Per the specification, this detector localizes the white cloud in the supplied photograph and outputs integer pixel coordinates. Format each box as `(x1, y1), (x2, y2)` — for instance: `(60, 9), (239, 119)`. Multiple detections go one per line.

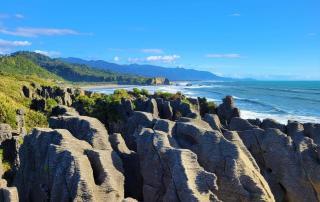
(141, 48), (163, 54)
(0, 39), (31, 47)
(34, 50), (61, 57)
(205, 53), (241, 58)
(0, 27), (79, 37)
(113, 56), (120, 62)
(15, 14), (24, 19)
(230, 13), (241, 17)
(128, 55), (180, 63)
(146, 55), (180, 63)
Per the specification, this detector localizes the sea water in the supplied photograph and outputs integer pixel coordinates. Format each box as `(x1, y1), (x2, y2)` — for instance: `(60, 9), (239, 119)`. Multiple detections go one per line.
(88, 80), (320, 124)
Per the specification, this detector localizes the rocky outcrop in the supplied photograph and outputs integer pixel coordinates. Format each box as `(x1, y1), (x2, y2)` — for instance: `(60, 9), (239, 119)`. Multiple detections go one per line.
(51, 105), (79, 116)
(174, 118), (275, 202)
(137, 128), (220, 202)
(123, 111), (155, 150)
(15, 128), (124, 202)
(203, 113), (222, 132)
(0, 187), (19, 202)
(148, 77), (170, 85)
(49, 115), (111, 150)
(237, 128), (320, 202)
(216, 95), (240, 125)
(156, 98), (173, 120)
(109, 133), (143, 200)
(260, 118), (286, 133)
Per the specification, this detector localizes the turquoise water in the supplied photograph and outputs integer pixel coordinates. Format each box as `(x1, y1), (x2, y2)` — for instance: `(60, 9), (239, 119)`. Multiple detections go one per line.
(89, 81), (320, 124)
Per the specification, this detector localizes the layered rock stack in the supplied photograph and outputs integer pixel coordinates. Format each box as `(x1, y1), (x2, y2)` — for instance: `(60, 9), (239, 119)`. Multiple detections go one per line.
(1, 90), (320, 202)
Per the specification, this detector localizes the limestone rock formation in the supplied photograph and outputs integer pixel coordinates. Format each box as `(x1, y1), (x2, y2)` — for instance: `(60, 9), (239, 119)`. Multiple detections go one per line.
(174, 119), (275, 202)
(216, 96), (240, 125)
(49, 115), (111, 150)
(137, 128), (220, 202)
(16, 128), (124, 202)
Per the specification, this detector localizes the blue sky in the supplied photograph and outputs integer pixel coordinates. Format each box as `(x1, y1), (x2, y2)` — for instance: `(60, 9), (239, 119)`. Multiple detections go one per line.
(0, 0), (319, 80)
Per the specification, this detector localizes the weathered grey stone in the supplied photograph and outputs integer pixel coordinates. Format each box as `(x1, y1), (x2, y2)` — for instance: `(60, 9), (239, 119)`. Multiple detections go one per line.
(137, 128), (220, 202)
(16, 128), (124, 202)
(261, 118), (286, 133)
(304, 123), (320, 144)
(123, 111), (155, 150)
(146, 98), (159, 118)
(49, 115), (111, 150)
(0, 124), (12, 143)
(216, 96), (240, 125)
(153, 119), (175, 134)
(174, 119), (274, 202)
(238, 128), (320, 202)
(203, 113), (222, 132)
(109, 133), (143, 200)
(229, 117), (257, 131)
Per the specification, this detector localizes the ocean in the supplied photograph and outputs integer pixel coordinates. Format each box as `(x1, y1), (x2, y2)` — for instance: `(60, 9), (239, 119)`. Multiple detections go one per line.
(88, 80), (320, 124)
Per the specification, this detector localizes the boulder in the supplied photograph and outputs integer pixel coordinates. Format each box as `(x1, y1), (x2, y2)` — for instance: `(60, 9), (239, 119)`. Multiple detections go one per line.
(229, 117), (257, 131)
(123, 111), (155, 150)
(174, 119), (274, 202)
(203, 113), (222, 132)
(260, 118), (286, 133)
(216, 96), (240, 125)
(49, 115), (111, 150)
(247, 118), (262, 127)
(15, 128), (124, 202)
(156, 99), (173, 120)
(137, 128), (220, 202)
(146, 98), (159, 118)
(0, 124), (12, 143)
(303, 123), (320, 144)
(153, 119), (175, 134)
(51, 105), (79, 116)
(238, 128), (320, 202)
(30, 98), (46, 112)
(21, 85), (31, 98)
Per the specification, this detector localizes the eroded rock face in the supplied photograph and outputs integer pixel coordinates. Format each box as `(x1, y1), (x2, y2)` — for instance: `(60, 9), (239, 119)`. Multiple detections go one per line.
(203, 113), (222, 132)
(15, 128), (124, 202)
(238, 128), (320, 202)
(49, 115), (111, 150)
(51, 105), (79, 116)
(124, 111), (155, 150)
(216, 96), (240, 125)
(174, 119), (274, 202)
(260, 118), (286, 133)
(0, 124), (12, 143)
(109, 133), (143, 200)
(137, 128), (220, 202)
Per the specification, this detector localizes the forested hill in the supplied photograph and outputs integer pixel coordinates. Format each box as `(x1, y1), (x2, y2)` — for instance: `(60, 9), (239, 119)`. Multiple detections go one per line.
(1, 51), (152, 84)
(62, 57), (229, 81)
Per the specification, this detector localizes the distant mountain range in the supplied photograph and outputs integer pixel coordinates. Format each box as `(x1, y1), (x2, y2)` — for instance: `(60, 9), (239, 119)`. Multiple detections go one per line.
(61, 57), (229, 81)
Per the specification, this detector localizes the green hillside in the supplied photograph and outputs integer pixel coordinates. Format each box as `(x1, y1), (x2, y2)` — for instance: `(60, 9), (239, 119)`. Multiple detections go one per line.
(12, 51), (150, 84)
(0, 54), (62, 81)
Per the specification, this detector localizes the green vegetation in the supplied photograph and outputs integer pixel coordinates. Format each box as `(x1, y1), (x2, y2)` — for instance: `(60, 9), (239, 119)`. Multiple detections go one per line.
(12, 51), (151, 84)
(73, 90), (134, 124)
(198, 97), (217, 116)
(132, 88), (149, 97)
(0, 55), (62, 81)
(0, 74), (51, 131)
(0, 148), (11, 173)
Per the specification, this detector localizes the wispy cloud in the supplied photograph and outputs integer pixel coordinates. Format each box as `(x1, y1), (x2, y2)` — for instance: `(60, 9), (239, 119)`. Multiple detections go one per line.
(0, 27), (80, 37)
(0, 39), (31, 54)
(146, 55), (180, 63)
(141, 48), (163, 54)
(205, 53), (241, 58)
(0, 13), (25, 19)
(230, 13), (241, 17)
(14, 14), (24, 19)
(128, 55), (180, 63)
(0, 39), (31, 47)
(34, 50), (61, 57)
